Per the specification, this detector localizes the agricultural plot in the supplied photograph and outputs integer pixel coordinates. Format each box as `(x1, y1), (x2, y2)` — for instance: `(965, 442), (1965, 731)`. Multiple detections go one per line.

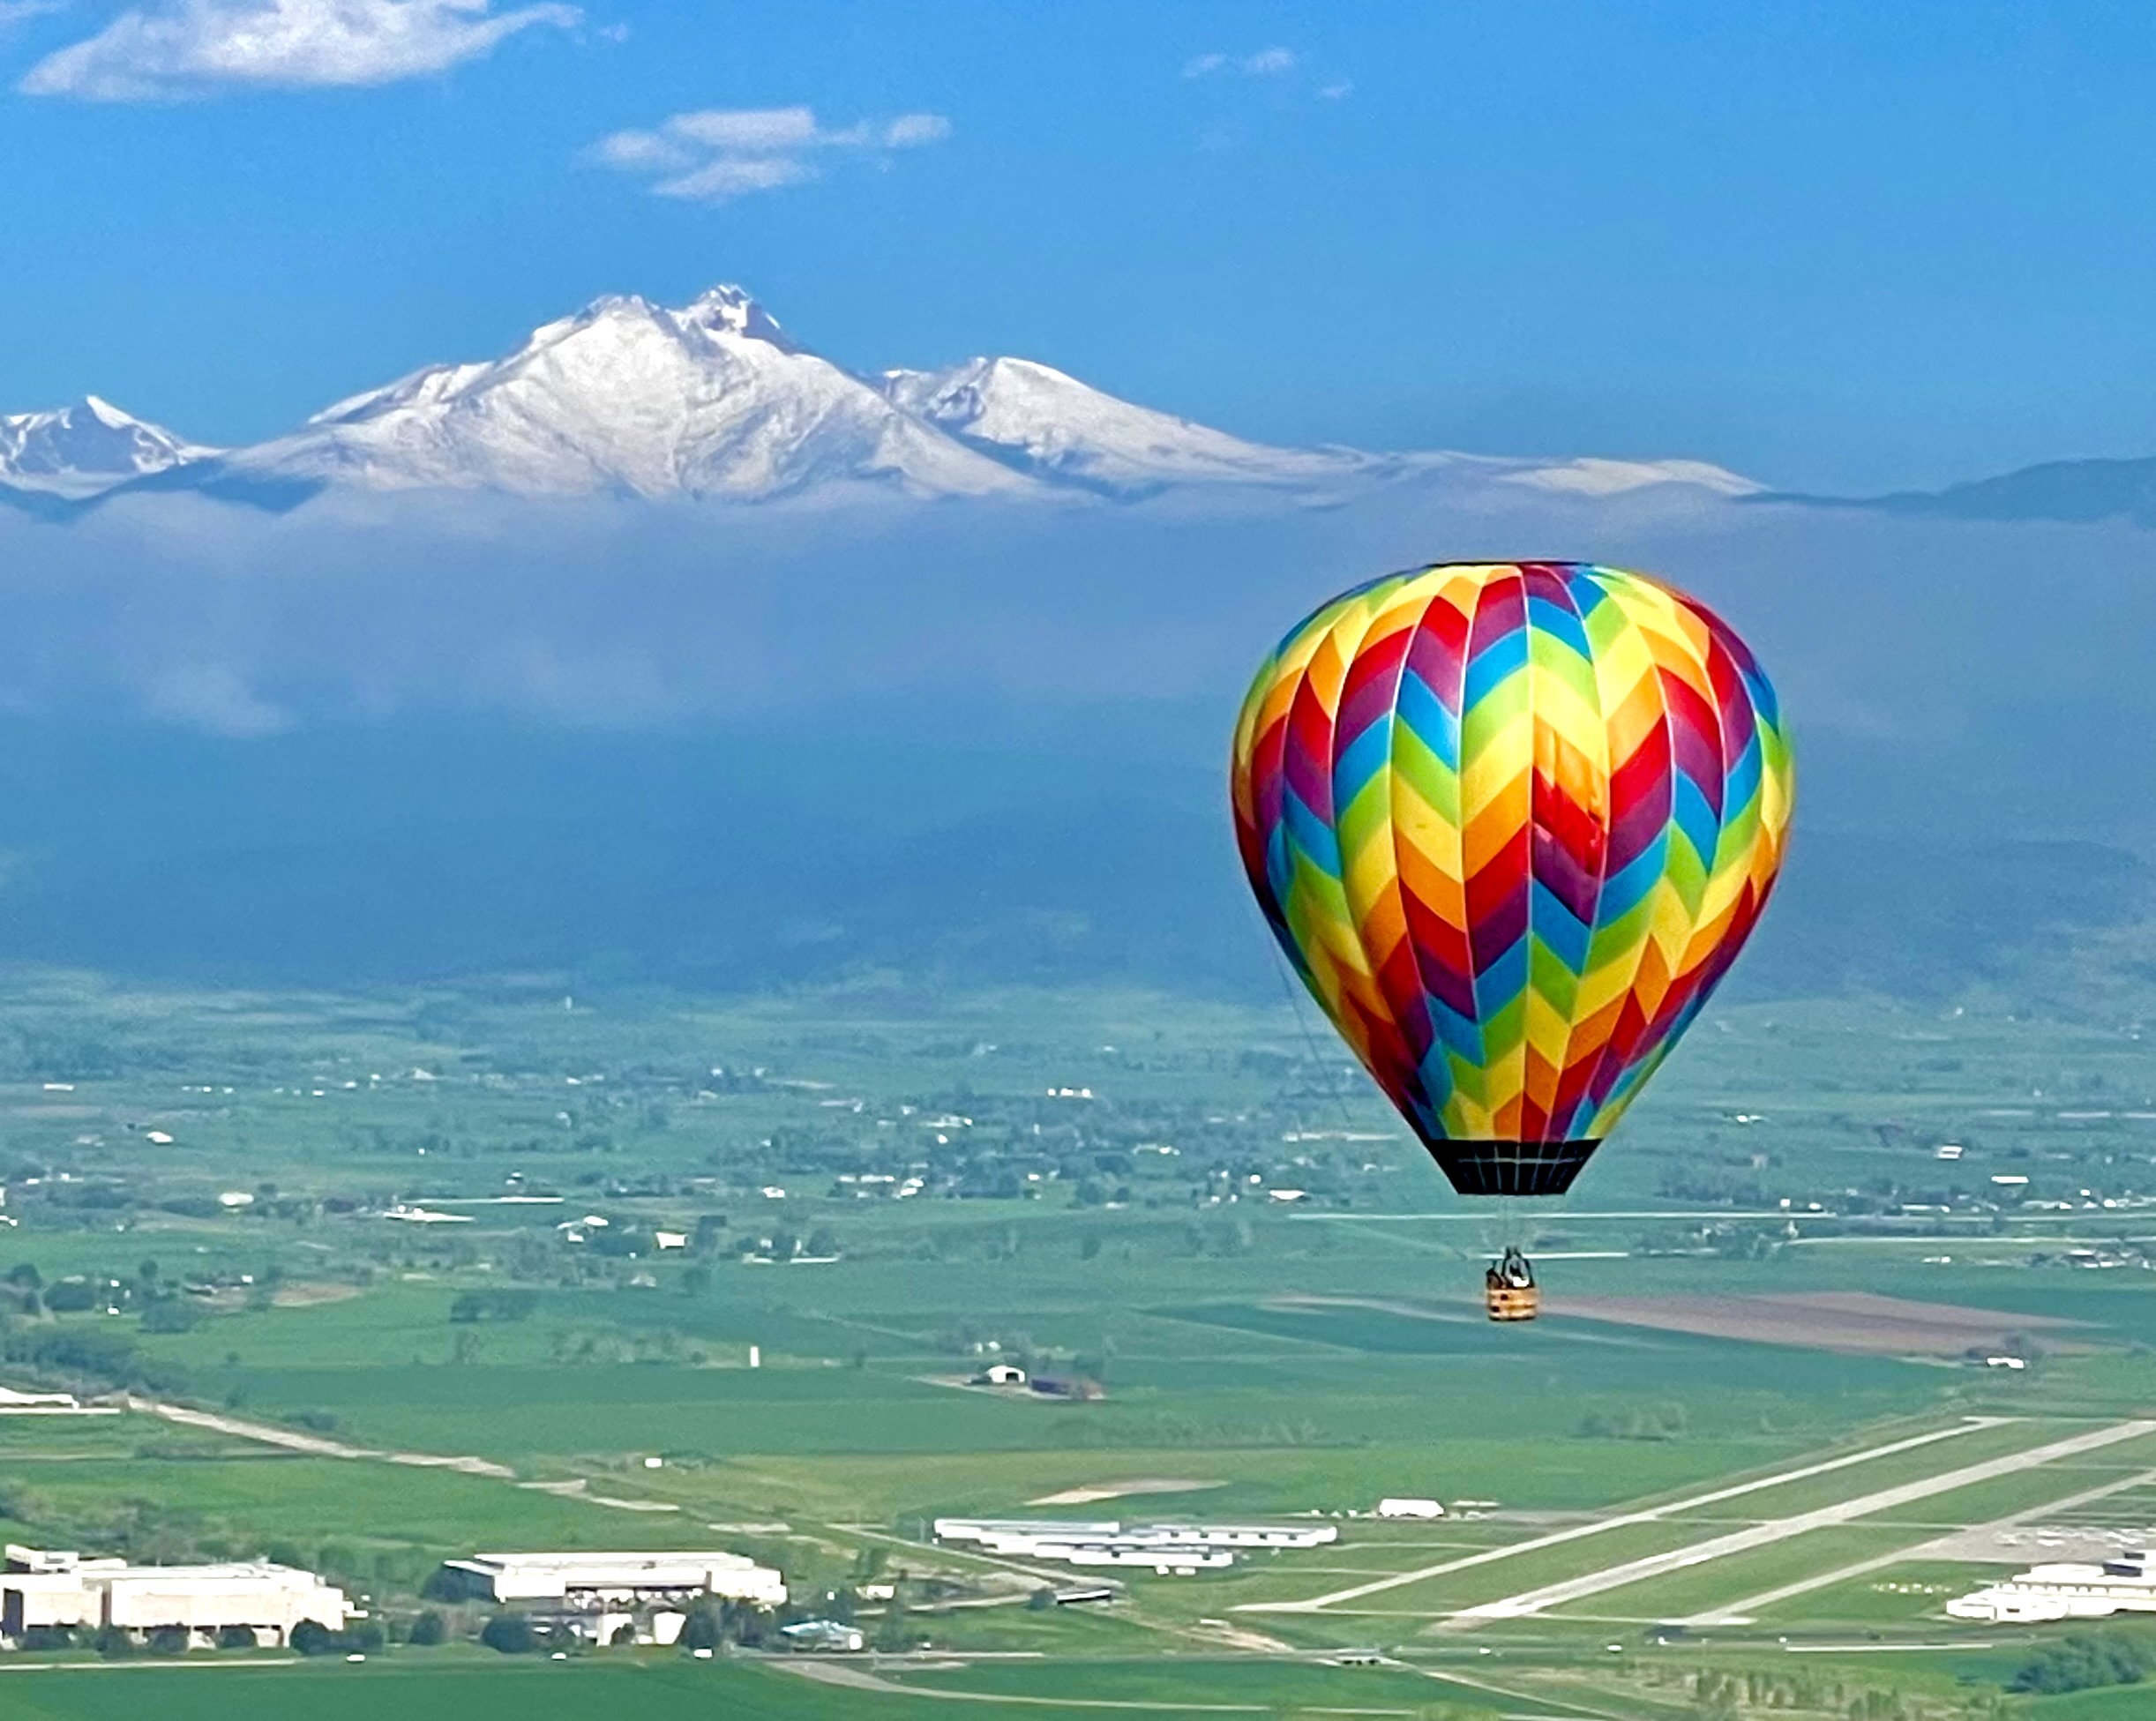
(4, 975), (2156, 1713)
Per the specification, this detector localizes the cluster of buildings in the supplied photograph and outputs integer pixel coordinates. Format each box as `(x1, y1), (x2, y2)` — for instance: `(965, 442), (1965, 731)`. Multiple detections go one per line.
(1947, 1548), (2156, 1623)
(934, 1517), (1336, 1576)
(2, 1545), (350, 1647)
(2, 1544), (790, 1653)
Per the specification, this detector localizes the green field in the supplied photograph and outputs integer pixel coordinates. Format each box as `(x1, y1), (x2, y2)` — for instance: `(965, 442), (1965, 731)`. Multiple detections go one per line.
(2, 973), (2156, 1714)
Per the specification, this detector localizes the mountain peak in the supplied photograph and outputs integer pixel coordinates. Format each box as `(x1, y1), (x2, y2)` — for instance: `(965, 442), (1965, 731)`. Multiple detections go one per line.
(679, 284), (790, 346)
(0, 395), (214, 498)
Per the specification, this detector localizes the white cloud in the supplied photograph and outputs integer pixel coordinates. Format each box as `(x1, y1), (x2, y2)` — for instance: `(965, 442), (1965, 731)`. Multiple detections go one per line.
(595, 103), (951, 205)
(1183, 46), (1296, 79)
(20, 0), (579, 100)
(1318, 79), (1353, 101)
(0, 2), (68, 29)
(654, 153), (810, 202)
(144, 662), (290, 737)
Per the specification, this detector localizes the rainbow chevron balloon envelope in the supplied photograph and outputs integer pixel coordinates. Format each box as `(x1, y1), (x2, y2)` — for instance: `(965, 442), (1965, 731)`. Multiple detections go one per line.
(1231, 562), (1792, 1197)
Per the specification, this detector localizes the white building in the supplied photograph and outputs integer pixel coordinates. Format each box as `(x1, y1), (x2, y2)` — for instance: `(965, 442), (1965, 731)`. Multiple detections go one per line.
(438, 1551), (786, 1611)
(2, 1546), (347, 1645)
(781, 1619), (865, 1651)
(1377, 1498), (1446, 1519)
(932, 1518), (1335, 1575)
(1948, 1551), (2156, 1623)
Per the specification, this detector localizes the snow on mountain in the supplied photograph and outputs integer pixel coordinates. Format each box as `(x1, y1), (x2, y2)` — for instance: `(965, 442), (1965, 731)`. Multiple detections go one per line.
(878, 355), (1761, 502)
(25, 283), (1758, 513)
(177, 287), (1038, 505)
(878, 355), (1371, 494)
(0, 396), (215, 498)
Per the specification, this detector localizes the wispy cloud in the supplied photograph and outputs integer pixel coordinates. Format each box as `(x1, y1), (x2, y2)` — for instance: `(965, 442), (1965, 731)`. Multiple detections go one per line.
(594, 104), (952, 204)
(19, 0), (579, 100)
(0, 2), (68, 29)
(1183, 47), (1296, 79)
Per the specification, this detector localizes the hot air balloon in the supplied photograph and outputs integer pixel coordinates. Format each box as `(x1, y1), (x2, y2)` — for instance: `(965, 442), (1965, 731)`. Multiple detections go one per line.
(1230, 562), (1791, 1319)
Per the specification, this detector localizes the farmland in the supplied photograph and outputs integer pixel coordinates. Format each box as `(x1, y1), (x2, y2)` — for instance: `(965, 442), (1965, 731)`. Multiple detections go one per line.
(2, 970), (2156, 1714)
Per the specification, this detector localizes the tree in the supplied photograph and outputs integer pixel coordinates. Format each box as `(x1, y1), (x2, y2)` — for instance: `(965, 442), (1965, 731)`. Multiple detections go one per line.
(481, 1612), (537, 1654)
(679, 1606), (722, 1651)
(874, 1602), (914, 1651)
(289, 1620), (338, 1657)
(407, 1609), (446, 1647)
(218, 1624), (258, 1650)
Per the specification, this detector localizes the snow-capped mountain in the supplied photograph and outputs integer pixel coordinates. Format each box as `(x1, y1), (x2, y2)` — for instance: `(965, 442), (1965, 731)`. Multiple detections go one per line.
(166, 288), (1034, 505)
(878, 355), (1371, 493)
(0, 396), (215, 498)
(6, 284), (1761, 512)
(876, 355), (1761, 501)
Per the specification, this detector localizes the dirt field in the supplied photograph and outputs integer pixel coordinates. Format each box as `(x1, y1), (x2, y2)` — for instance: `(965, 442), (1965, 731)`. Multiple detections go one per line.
(1550, 1291), (2087, 1356)
(1027, 1478), (1226, 1506)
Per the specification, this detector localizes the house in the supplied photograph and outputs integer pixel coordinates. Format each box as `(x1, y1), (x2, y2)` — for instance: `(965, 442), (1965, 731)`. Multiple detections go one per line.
(971, 1364), (1027, 1387)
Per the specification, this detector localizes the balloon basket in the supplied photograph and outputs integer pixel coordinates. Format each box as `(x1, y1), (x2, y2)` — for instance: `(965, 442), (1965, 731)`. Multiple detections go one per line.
(1485, 1283), (1540, 1322)
(1484, 1246), (1538, 1321)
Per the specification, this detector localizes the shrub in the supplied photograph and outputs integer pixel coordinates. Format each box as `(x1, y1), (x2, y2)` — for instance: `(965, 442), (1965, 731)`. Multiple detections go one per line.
(218, 1624), (258, 1650)
(481, 1612), (537, 1654)
(140, 1299), (201, 1335)
(407, 1609), (446, 1646)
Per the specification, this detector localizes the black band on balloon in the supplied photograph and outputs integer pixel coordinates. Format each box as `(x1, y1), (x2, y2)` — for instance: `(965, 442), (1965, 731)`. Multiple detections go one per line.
(1429, 1140), (1600, 1197)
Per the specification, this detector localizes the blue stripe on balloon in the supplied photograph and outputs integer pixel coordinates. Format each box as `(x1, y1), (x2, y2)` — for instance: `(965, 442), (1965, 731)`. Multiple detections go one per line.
(1426, 992), (1485, 1066)
(1463, 624), (1528, 708)
(1332, 714), (1393, 809)
(1282, 789), (1342, 878)
(1530, 882), (1591, 973)
(1526, 595), (1592, 660)
(1671, 774), (1721, 870)
(1597, 834), (1670, 925)
(1474, 934), (1529, 1012)
(1394, 668), (1459, 770)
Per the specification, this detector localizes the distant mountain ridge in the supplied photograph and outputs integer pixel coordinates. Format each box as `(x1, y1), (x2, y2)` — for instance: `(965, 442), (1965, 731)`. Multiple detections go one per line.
(1840, 456), (2156, 528)
(2, 284), (1764, 513)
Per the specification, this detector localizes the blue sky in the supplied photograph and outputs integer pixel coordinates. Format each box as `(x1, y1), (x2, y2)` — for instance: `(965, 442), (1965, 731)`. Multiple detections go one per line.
(1, 0), (2152, 490)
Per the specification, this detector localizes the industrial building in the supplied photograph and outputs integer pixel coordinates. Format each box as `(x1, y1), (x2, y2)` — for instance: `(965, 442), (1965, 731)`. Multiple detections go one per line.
(1376, 1498), (1446, 1519)
(1948, 1550), (2156, 1622)
(932, 1517), (1336, 1575)
(2, 1545), (348, 1647)
(437, 1550), (787, 1611)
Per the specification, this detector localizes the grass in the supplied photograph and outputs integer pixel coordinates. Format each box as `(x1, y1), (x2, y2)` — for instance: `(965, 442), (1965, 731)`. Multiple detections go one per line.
(11, 973), (2156, 1714)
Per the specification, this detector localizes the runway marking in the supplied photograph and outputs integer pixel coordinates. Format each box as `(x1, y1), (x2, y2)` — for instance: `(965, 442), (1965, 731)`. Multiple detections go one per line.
(1681, 1461), (2156, 1625)
(1454, 1419), (2156, 1623)
(1240, 1417), (2012, 1613)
